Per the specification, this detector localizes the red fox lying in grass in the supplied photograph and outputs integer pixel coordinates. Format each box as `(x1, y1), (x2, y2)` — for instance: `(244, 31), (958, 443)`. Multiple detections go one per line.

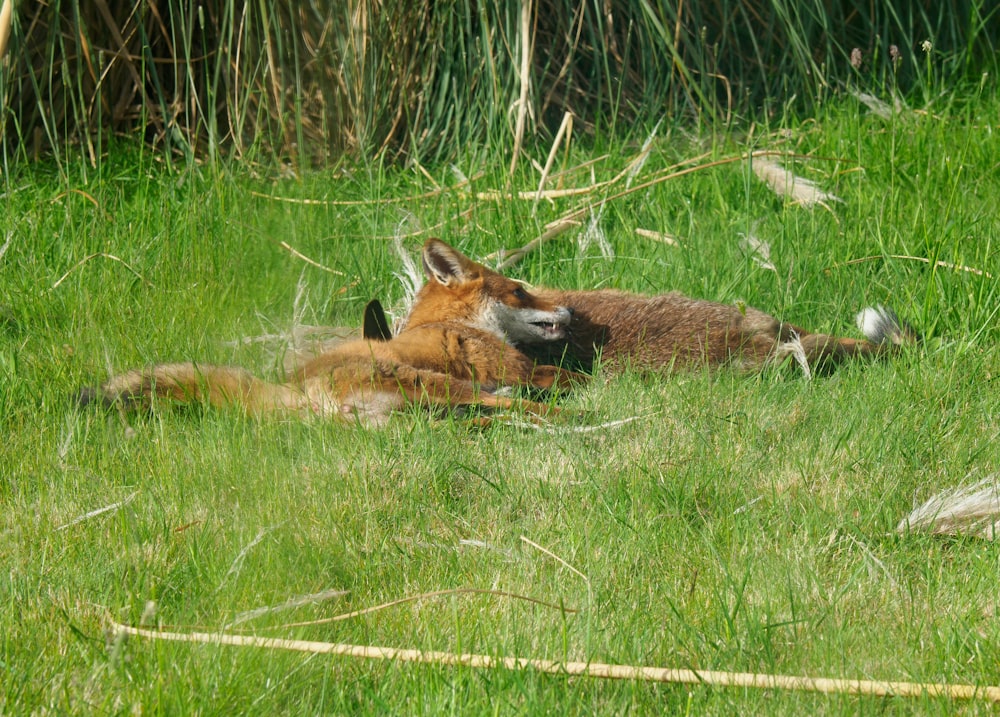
(374, 239), (917, 375)
(78, 249), (585, 426)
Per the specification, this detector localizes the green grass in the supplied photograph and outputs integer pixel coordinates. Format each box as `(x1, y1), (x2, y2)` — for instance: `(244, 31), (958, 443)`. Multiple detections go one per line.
(2, 95), (999, 714)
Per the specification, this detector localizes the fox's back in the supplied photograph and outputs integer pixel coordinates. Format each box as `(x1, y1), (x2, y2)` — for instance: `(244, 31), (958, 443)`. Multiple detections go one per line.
(530, 289), (782, 370)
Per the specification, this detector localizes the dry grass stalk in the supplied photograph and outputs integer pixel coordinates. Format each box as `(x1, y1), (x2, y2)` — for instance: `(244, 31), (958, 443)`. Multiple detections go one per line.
(249, 172), (482, 207)
(774, 333), (812, 380)
(897, 477), (1000, 539)
(218, 527), (276, 591)
(520, 535), (589, 585)
(829, 254), (993, 279)
(475, 186), (602, 201)
(578, 205), (614, 259)
(494, 152), (741, 268)
(0, 230), (11, 260)
(634, 228), (679, 246)
(565, 154), (750, 223)
(475, 150), (717, 207)
(412, 160), (441, 189)
(224, 325), (359, 349)
(0, 0), (12, 61)
(848, 88), (907, 119)
(751, 158), (842, 208)
(111, 622), (1000, 702)
(278, 588), (577, 630)
(336, 208), (474, 241)
(625, 150), (714, 185)
(56, 491), (139, 531)
(496, 219), (580, 270)
(50, 253), (153, 291)
(624, 120), (661, 189)
(229, 588), (350, 627)
(507, 415), (646, 434)
(738, 232), (777, 272)
(546, 155), (612, 181)
(389, 235), (425, 332)
(508, 0), (534, 179)
(484, 117), (673, 211)
(277, 241), (345, 276)
(533, 111), (573, 214)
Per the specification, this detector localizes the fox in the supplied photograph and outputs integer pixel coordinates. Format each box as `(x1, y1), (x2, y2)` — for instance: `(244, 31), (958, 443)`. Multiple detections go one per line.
(373, 239), (917, 375)
(78, 256), (586, 426)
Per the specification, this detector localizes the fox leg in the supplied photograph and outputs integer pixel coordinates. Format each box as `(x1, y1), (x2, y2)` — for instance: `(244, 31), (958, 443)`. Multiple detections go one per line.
(394, 365), (561, 417)
(310, 378), (560, 427)
(485, 340), (588, 391)
(377, 365), (562, 419)
(79, 362), (307, 415)
(524, 365), (589, 391)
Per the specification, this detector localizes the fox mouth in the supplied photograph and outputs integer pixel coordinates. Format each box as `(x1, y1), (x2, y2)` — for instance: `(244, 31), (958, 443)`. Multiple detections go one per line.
(531, 321), (566, 338)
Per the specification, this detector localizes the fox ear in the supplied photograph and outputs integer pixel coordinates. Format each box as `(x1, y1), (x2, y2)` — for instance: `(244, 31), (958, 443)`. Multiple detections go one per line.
(422, 239), (476, 286)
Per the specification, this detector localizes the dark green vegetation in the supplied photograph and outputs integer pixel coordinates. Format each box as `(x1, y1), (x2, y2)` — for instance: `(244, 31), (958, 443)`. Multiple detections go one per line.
(2, 93), (999, 712)
(1, 0), (996, 165)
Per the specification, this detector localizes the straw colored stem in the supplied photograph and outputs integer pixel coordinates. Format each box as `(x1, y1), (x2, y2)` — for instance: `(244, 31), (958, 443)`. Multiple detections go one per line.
(0, 0), (12, 61)
(112, 624), (1000, 702)
(508, 0), (533, 179)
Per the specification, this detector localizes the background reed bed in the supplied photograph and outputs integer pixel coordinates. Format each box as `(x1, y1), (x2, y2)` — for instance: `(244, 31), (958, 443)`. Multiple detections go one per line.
(0, 0), (996, 169)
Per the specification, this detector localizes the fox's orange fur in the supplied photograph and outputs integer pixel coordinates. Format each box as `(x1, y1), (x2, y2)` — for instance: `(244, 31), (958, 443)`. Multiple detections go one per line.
(390, 240), (917, 375)
(79, 245), (585, 426)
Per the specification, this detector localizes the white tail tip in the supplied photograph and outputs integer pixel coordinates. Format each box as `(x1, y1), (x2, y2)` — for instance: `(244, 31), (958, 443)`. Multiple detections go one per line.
(856, 305), (913, 346)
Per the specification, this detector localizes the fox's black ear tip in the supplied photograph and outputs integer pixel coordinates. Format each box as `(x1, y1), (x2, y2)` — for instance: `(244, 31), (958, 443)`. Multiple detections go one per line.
(363, 299), (393, 341)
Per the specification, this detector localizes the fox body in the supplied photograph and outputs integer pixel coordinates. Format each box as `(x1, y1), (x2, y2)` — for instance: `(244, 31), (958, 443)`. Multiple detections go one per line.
(522, 289), (914, 373)
(80, 248), (584, 426)
(392, 240), (916, 375)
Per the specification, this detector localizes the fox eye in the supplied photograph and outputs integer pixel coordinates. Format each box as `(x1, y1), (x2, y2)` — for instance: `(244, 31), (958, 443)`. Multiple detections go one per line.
(512, 287), (529, 301)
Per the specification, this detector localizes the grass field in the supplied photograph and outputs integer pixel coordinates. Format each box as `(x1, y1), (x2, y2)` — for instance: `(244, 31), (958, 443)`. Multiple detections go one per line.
(2, 94), (999, 713)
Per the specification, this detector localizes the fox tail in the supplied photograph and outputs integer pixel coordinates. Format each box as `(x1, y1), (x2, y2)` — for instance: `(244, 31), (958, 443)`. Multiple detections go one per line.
(77, 362), (305, 415)
(856, 305), (918, 346)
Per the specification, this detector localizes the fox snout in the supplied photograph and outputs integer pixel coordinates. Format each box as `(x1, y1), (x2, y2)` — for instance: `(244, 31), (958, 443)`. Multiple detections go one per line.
(490, 303), (572, 344)
(534, 306), (573, 337)
(532, 305), (574, 340)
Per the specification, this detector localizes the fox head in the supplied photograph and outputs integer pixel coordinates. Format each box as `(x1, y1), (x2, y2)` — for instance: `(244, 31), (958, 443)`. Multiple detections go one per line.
(405, 238), (572, 344)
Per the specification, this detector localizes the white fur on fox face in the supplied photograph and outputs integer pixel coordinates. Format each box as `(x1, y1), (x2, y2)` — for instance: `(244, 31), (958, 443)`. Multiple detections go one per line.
(477, 300), (571, 343)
